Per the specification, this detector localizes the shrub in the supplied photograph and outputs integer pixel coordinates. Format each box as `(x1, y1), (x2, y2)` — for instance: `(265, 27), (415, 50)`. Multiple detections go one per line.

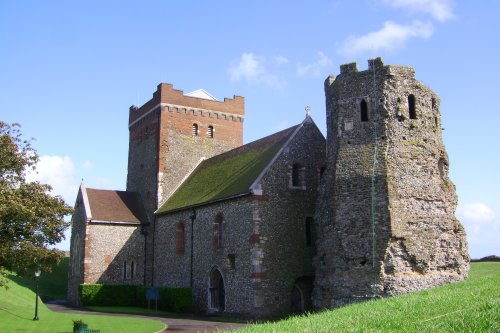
(136, 286), (192, 313)
(80, 284), (192, 313)
(160, 287), (192, 313)
(79, 284), (137, 306)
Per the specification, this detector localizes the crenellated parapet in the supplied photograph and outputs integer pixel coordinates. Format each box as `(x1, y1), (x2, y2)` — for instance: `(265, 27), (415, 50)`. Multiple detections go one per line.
(129, 83), (244, 127)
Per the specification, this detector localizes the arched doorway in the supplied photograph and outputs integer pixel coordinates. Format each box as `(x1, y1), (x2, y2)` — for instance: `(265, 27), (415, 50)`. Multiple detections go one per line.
(291, 284), (304, 313)
(291, 276), (314, 314)
(209, 268), (225, 311)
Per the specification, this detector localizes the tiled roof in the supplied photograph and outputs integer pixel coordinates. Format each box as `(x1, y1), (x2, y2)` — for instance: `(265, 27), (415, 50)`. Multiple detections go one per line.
(156, 125), (300, 214)
(85, 188), (146, 224)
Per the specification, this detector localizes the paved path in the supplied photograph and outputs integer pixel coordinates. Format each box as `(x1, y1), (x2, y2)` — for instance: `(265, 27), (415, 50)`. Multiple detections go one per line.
(45, 301), (247, 333)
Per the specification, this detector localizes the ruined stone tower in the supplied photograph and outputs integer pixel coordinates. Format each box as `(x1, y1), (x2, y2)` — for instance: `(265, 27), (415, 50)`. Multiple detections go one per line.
(126, 83), (244, 284)
(313, 58), (469, 308)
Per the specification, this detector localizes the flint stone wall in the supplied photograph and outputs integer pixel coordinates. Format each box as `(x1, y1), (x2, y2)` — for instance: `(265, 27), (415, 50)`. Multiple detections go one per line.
(154, 120), (325, 318)
(313, 58), (469, 309)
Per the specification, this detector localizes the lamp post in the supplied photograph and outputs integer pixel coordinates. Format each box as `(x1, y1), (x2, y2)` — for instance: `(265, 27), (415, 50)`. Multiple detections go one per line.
(33, 269), (41, 321)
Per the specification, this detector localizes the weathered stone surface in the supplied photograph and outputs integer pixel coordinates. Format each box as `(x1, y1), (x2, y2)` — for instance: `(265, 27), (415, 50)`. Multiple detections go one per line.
(154, 119), (326, 318)
(126, 83), (245, 285)
(313, 58), (469, 309)
(69, 60), (468, 318)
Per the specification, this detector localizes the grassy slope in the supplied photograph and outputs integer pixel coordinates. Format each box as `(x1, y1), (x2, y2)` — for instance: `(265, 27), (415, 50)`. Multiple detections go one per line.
(0, 274), (165, 333)
(235, 262), (499, 333)
(8, 257), (69, 299)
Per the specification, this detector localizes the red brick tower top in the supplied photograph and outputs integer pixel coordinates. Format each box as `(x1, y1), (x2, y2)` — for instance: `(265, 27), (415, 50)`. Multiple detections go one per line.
(126, 83), (245, 215)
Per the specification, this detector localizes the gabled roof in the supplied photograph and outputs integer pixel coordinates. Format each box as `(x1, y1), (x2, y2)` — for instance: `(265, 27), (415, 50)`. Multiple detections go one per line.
(156, 123), (303, 214)
(81, 184), (146, 224)
(185, 89), (218, 101)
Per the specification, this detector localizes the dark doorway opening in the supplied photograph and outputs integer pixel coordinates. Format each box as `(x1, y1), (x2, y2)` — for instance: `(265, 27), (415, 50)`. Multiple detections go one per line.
(209, 269), (225, 311)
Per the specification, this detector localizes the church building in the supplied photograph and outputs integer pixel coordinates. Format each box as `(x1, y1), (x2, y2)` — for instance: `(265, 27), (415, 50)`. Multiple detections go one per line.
(68, 58), (469, 318)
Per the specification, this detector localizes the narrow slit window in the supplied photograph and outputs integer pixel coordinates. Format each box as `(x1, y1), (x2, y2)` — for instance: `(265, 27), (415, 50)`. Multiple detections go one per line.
(408, 94), (417, 119)
(360, 99), (368, 122)
(319, 166), (326, 179)
(176, 222), (185, 255)
(192, 123), (198, 136)
(207, 125), (214, 138)
(292, 163), (301, 187)
(213, 213), (224, 250)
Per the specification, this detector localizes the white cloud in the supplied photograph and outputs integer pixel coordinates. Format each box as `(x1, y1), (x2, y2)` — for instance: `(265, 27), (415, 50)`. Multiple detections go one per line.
(82, 160), (92, 169)
(274, 55), (289, 65)
(382, 0), (455, 22)
(458, 202), (496, 222)
(457, 202), (499, 258)
(25, 155), (78, 204)
(228, 53), (284, 88)
(297, 52), (333, 77)
(337, 20), (433, 57)
(228, 53), (263, 81)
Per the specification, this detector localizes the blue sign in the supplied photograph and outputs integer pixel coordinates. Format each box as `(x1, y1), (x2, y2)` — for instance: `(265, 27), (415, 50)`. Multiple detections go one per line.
(146, 288), (159, 300)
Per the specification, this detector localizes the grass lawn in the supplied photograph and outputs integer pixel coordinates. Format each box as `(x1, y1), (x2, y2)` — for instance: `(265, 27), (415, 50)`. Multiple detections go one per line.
(0, 274), (165, 333)
(233, 262), (499, 333)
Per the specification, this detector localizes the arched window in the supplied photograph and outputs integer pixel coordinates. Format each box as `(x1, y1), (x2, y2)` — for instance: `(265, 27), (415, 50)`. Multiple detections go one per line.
(207, 125), (214, 138)
(408, 94), (417, 119)
(176, 222), (185, 255)
(130, 261), (135, 278)
(192, 123), (199, 136)
(360, 99), (368, 122)
(291, 163), (305, 187)
(212, 213), (224, 250)
(123, 261), (135, 279)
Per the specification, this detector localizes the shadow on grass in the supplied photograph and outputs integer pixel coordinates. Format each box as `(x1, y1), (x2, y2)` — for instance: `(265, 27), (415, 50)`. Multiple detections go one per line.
(7, 273), (36, 294)
(7, 257), (69, 300)
(0, 306), (32, 321)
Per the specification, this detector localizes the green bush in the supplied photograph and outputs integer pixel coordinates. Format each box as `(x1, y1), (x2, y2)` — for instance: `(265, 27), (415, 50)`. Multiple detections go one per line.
(161, 287), (192, 313)
(80, 284), (192, 313)
(136, 286), (192, 313)
(80, 284), (137, 306)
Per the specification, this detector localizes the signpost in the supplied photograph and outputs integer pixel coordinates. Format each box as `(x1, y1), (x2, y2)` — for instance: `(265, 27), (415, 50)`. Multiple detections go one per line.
(146, 288), (159, 312)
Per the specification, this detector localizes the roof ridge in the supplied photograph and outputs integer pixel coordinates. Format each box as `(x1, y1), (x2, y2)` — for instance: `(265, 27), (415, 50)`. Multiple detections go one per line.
(200, 124), (301, 165)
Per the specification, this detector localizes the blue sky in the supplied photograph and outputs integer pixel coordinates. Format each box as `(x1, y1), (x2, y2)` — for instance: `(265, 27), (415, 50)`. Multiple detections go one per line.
(1, 1), (498, 258)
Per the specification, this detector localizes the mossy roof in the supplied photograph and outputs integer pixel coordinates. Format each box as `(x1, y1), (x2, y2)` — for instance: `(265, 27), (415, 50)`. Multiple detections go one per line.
(156, 125), (299, 214)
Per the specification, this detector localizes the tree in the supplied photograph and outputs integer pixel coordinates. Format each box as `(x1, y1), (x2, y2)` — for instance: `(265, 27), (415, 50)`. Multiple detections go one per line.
(0, 121), (73, 287)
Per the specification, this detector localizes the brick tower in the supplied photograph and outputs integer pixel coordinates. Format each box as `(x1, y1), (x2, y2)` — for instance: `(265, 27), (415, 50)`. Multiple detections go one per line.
(313, 58), (469, 308)
(126, 83), (244, 284)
